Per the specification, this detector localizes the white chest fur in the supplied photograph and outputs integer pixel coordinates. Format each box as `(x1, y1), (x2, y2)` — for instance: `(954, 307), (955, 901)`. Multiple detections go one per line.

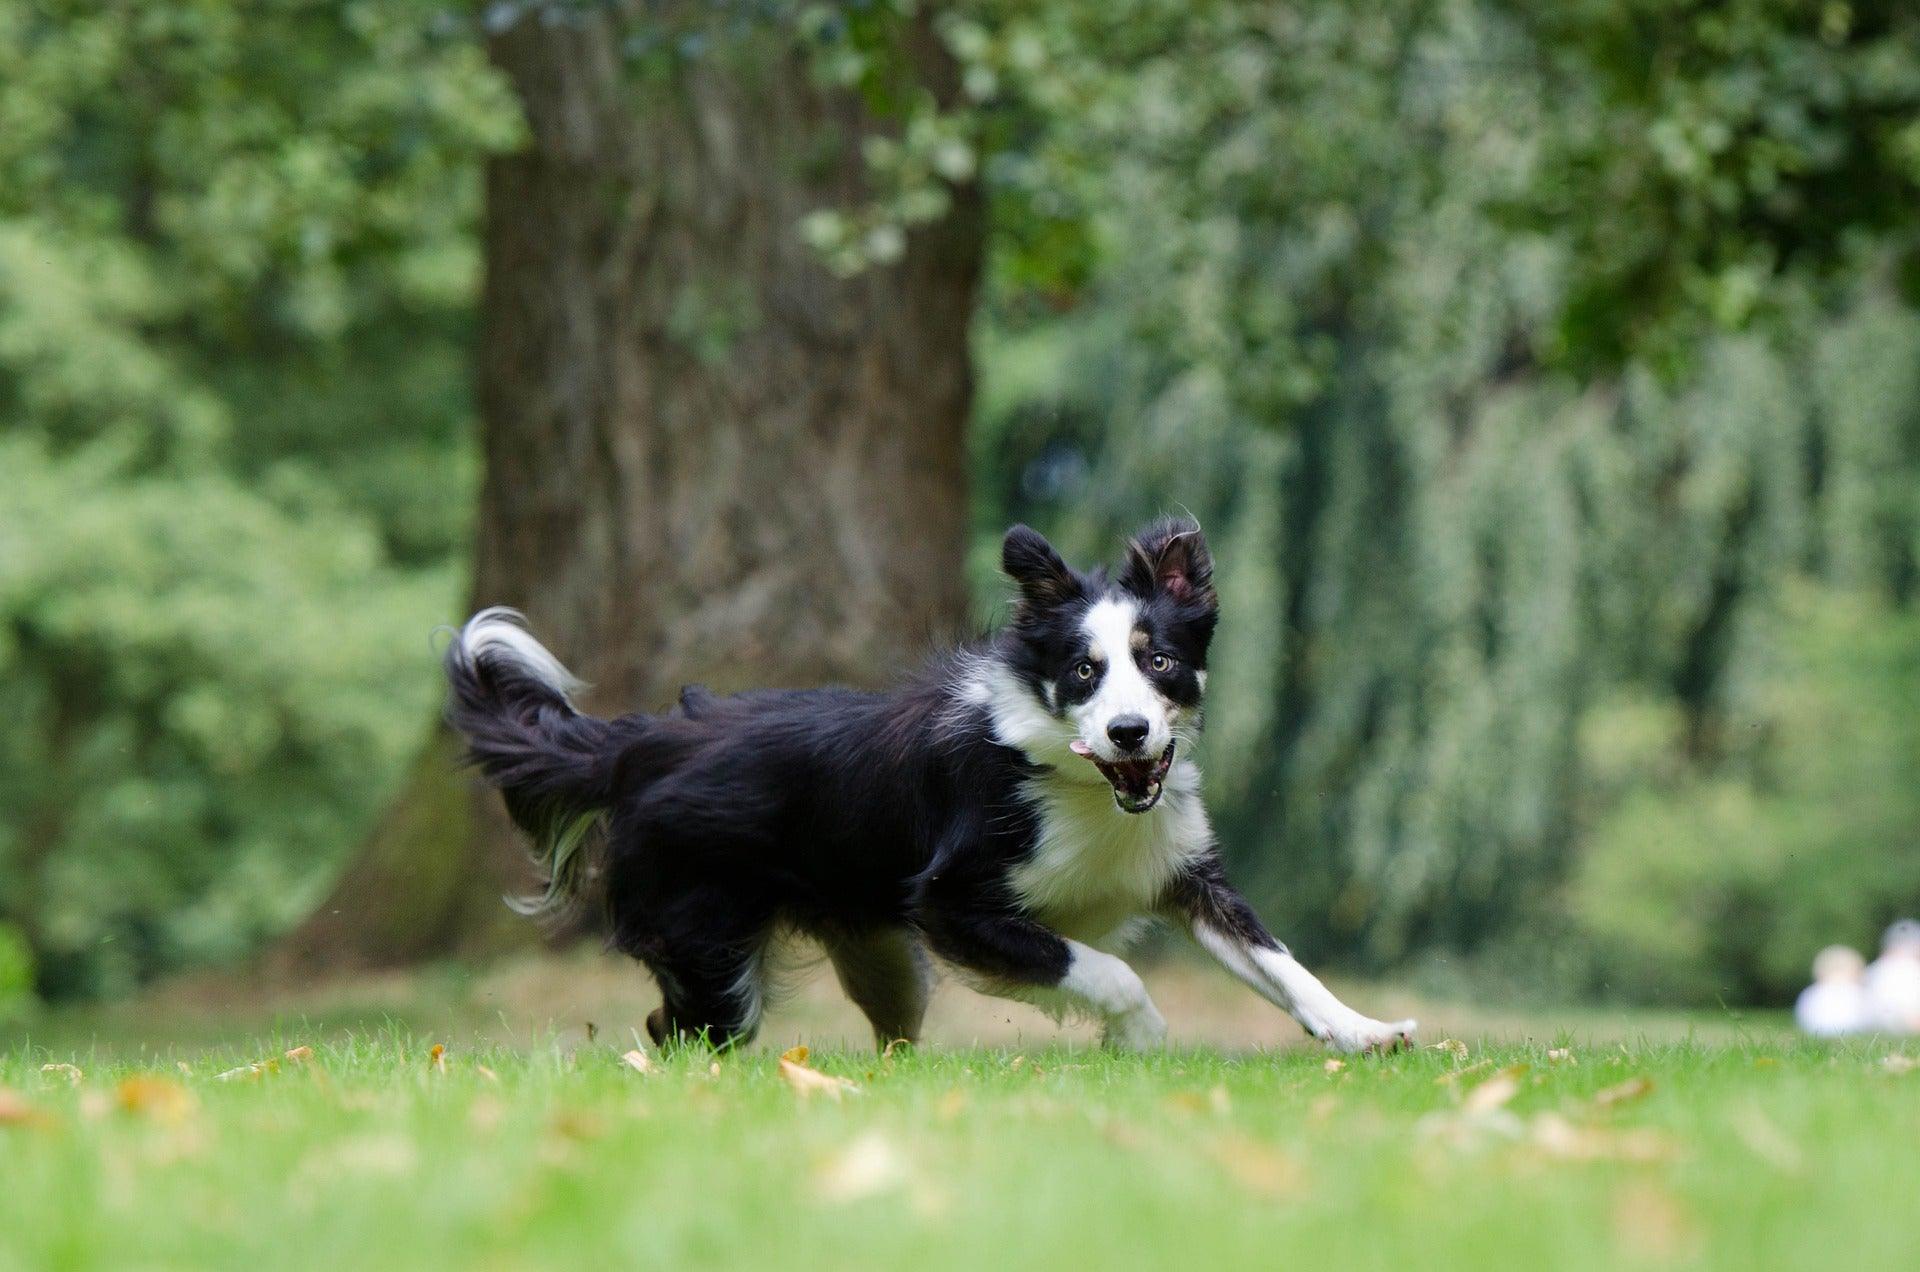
(1009, 761), (1213, 947)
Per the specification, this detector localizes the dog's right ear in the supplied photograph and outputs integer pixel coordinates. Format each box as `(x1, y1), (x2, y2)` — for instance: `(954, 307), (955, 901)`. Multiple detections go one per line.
(1002, 524), (1080, 611)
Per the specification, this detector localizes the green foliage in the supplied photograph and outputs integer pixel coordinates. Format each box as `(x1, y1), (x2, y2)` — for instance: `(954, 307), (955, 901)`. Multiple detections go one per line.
(1571, 586), (1920, 1004)
(0, 437), (451, 997)
(0, 921), (31, 1023)
(0, 0), (517, 554)
(968, 0), (1920, 998)
(1505, 0), (1920, 370)
(0, 0), (518, 997)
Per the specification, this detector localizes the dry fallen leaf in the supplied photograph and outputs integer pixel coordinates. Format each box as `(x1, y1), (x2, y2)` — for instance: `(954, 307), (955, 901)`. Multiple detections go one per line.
(1531, 1113), (1674, 1163)
(1729, 1107), (1803, 1173)
(0, 1086), (51, 1128)
(116, 1075), (196, 1123)
(934, 1089), (966, 1122)
(1881, 1054), (1917, 1075)
(428, 1044), (447, 1074)
(214, 1049), (312, 1083)
(1209, 1135), (1304, 1199)
(549, 1108), (608, 1142)
(780, 1044), (810, 1065)
(1464, 1067), (1526, 1115)
(40, 1063), (83, 1087)
(813, 1131), (908, 1203)
(1323, 1058), (1346, 1075)
(475, 1063), (500, 1084)
(619, 1049), (654, 1076)
(1612, 1181), (1701, 1263)
(1164, 1091), (1207, 1115)
(1435, 1058), (1495, 1086)
(1592, 1076), (1655, 1108)
(1100, 1114), (1146, 1150)
(1547, 1048), (1575, 1065)
(1417, 1106), (1521, 1149)
(468, 1096), (506, 1133)
(296, 1133), (418, 1184)
(779, 1055), (859, 1101)
(1429, 1038), (1470, 1059)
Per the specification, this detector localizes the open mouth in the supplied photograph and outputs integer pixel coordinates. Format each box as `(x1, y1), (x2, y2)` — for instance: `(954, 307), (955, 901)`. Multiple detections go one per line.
(1069, 738), (1177, 814)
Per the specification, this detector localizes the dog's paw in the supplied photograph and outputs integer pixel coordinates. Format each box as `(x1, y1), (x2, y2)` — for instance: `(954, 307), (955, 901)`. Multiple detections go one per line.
(1102, 1003), (1168, 1051)
(1323, 1016), (1417, 1055)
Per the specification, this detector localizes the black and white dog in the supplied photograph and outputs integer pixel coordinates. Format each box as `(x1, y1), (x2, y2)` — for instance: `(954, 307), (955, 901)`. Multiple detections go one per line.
(443, 518), (1416, 1053)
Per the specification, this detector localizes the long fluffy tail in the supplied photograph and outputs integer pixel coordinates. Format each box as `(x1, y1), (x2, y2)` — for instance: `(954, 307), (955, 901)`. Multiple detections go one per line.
(442, 607), (613, 918)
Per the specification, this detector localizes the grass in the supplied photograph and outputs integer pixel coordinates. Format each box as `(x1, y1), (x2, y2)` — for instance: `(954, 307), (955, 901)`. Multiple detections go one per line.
(5, 964), (1920, 1270)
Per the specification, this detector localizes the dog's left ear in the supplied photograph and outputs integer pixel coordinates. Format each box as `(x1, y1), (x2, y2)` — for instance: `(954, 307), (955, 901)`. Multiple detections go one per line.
(1121, 516), (1215, 610)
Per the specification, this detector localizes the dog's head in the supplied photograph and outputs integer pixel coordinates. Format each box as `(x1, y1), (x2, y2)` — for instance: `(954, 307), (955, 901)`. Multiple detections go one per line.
(997, 517), (1217, 813)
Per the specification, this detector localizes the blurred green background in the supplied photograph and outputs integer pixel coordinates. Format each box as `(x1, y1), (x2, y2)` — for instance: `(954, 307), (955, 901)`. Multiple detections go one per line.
(2, 0), (1917, 1019)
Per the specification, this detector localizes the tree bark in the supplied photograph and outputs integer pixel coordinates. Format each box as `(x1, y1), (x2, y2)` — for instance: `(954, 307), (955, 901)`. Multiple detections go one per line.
(276, 3), (980, 971)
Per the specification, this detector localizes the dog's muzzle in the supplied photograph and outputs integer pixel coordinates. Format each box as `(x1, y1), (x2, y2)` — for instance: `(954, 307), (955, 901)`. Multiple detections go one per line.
(1069, 738), (1176, 813)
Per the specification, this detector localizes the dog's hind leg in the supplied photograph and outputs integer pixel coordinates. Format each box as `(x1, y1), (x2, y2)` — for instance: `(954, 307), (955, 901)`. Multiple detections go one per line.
(640, 936), (770, 1051)
(821, 926), (933, 1050)
(614, 889), (775, 1051)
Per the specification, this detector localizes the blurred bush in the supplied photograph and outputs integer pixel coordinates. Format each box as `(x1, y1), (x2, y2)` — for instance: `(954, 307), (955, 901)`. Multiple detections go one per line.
(1572, 586), (1920, 1003)
(0, 0), (516, 997)
(0, 437), (449, 996)
(0, 921), (31, 1023)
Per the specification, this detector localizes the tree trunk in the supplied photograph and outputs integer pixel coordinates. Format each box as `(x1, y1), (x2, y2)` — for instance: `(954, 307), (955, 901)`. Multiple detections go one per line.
(276, 4), (980, 972)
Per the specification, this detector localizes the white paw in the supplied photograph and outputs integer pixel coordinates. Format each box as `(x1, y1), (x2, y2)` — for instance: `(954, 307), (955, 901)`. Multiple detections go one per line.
(1103, 1003), (1168, 1051)
(1323, 1016), (1417, 1054)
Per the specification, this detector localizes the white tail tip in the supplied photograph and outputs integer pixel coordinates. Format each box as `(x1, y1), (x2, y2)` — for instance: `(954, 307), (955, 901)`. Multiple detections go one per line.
(459, 607), (586, 704)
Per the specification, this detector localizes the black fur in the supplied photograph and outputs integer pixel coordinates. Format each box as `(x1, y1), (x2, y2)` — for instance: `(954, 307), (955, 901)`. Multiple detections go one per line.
(1160, 855), (1286, 955)
(443, 522), (1265, 1050)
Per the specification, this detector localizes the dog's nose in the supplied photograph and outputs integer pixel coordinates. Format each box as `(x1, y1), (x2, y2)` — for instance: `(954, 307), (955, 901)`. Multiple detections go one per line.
(1106, 715), (1149, 753)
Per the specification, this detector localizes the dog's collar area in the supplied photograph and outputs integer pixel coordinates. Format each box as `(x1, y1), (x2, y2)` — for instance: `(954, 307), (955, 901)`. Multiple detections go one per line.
(1068, 738), (1176, 814)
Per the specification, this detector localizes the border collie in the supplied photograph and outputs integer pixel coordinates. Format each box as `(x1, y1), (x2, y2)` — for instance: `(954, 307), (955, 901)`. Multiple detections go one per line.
(442, 518), (1416, 1053)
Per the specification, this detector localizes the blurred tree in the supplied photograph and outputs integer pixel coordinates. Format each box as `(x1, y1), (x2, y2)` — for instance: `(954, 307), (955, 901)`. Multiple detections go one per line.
(281, 1), (983, 967)
(1502, 0), (1920, 372)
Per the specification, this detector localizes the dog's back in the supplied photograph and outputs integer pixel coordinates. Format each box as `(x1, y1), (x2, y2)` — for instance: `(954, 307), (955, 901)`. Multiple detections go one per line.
(442, 608), (1022, 1045)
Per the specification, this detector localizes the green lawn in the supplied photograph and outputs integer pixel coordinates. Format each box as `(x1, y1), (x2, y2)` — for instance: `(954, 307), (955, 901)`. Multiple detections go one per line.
(5, 1010), (1920, 1271)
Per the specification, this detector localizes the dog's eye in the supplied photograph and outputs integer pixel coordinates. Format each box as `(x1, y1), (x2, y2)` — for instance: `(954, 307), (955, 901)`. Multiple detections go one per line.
(1149, 653), (1173, 673)
(1073, 660), (1095, 681)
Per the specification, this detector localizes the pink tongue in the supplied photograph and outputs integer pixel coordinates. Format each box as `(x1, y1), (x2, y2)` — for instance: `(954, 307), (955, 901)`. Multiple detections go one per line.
(1069, 740), (1096, 758)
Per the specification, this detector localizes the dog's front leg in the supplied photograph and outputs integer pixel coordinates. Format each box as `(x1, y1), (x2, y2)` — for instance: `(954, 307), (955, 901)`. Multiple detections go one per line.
(1164, 859), (1415, 1053)
(1057, 940), (1168, 1050)
(918, 887), (1166, 1049)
